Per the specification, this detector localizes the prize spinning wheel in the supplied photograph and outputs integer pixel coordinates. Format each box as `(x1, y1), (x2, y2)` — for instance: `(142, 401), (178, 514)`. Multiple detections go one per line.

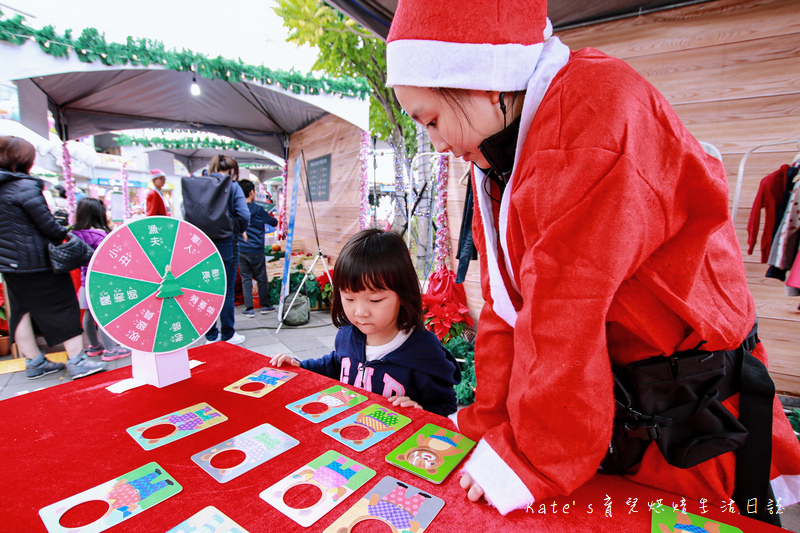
(86, 216), (226, 353)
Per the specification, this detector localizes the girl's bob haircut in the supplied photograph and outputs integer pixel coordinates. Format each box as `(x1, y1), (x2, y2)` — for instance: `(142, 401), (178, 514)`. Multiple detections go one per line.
(330, 228), (422, 332)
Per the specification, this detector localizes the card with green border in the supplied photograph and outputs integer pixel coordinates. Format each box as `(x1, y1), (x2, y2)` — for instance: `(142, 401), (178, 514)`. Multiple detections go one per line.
(39, 462), (180, 533)
(384, 423), (475, 484)
(286, 385), (367, 423)
(651, 504), (743, 533)
(323, 404), (412, 451)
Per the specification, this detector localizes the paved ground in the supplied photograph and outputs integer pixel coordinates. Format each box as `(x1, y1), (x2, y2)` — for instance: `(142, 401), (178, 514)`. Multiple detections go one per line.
(0, 306), (337, 401)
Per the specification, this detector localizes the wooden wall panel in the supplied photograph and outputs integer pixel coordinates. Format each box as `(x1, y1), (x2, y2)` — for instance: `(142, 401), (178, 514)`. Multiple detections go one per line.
(559, 0), (800, 394)
(286, 114), (362, 274)
(446, 159), (483, 326)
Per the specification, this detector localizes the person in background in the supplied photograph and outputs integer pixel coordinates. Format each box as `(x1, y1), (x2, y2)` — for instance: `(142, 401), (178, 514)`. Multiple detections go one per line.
(50, 183), (70, 227)
(237, 179), (278, 317)
(0, 136), (105, 380)
(145, 169), (168, 216)
(72, 198), (132, 362)
(199, 155), (249, 345)
(271, 228), (461, 416)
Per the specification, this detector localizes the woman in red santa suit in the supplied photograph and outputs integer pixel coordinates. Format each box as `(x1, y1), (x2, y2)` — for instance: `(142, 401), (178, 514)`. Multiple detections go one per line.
(387, 0), (800, 524)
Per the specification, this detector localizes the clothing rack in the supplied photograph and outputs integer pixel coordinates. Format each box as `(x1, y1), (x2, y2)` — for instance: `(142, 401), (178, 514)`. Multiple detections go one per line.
(731, 138), (800, 227)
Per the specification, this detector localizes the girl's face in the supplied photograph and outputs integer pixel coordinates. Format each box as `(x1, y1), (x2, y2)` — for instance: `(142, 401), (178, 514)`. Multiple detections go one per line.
(394, 86), (505, 169)
(340, 287), (401, 346)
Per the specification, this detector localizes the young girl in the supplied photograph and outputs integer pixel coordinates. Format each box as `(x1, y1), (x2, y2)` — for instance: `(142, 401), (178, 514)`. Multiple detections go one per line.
(385, 0), (800, 522)
(72, 198), (132, 362)
(271, 228), (461, 416)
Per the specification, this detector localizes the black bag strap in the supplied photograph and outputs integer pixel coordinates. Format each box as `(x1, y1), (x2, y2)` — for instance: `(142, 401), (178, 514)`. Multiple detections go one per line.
(732, 329), (780, 525)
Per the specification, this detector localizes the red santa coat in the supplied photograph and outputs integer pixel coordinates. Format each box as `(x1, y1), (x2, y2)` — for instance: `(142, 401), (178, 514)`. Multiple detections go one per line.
(456, 47), (800, 512)
(146, 188), (167, 217)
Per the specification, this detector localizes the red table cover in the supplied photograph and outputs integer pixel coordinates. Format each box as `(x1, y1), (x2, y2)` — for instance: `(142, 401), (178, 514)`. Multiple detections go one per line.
(0, 344), (783, 532)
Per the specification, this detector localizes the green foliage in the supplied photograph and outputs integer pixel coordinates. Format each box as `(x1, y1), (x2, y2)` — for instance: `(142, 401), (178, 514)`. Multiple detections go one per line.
(0, 9), (368, 98)
(446, 337), (476, 406)
(274, 0), (410, 144)
(789, 409), (800, 443)
(268, 267), (322, 308)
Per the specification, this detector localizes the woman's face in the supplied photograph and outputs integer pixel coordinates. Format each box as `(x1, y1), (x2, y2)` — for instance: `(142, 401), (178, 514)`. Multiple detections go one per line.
(394, 86), (504, 168)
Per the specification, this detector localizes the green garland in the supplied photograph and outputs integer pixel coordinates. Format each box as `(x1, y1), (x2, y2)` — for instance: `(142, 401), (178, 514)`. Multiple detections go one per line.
(115, 134), (265, 153)
(0, 9), (369, 99)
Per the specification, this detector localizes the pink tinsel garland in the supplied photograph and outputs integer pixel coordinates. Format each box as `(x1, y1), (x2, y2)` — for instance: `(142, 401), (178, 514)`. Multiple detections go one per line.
(433, 155), (450, 270)
(62, 141), (76, 225)
(277, 160), (288, 240)
(121, 161), (130, 220)
(358, 131), (370, 229)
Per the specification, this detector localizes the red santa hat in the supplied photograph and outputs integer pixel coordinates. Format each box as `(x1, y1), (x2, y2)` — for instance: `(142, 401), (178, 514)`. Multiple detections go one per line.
(386, 0), (551, 91)
(150, 168), (166, 180)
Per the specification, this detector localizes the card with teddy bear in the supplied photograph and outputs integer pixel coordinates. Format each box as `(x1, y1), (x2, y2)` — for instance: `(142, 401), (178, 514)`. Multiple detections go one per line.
(384, 423), (475, 484)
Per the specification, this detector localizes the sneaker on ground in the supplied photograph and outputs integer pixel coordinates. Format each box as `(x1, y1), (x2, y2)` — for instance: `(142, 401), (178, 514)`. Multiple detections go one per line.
(102, 346), (132, 361)
(260, 306), (274, 314)
(241, 308), (255, 317)
(205, 334), (221, 344)
(85, 344), (105, 357)
(224, 332), (246, 345)
(66, 352), (107, 380)
(26, 352), (65, 380)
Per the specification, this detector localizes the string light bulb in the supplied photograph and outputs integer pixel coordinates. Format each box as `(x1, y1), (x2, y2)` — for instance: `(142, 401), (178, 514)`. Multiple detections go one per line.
(190, 74), (201, 96)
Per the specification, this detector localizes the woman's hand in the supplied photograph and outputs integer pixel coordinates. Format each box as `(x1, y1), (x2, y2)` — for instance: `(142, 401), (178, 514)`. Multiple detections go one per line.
(387, 396), (423, 409)
(270, 353), (300, 367)
(460, 473), (485, 503)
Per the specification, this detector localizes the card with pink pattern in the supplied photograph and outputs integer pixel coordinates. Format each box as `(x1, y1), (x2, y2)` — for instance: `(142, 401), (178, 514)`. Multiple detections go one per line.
(224, 367), (297, 398)
(260, 450), (375, 527)
(39, 462), (181, 533)
(126, 402), (227, 450)
(324, 476), (444, 533)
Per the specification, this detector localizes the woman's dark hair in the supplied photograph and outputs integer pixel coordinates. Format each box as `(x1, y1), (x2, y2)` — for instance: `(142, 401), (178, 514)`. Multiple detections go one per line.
(330, 228), (422, 332)
(238, 179), (255, 197)
(0, 136), (36, 174)
(208, 154), (239, 181)
(73, 198), (110, 233)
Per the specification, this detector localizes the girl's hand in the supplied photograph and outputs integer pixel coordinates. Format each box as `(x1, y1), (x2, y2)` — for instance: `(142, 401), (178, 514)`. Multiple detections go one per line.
(460, 473), (485, 503)
(270, 353), (300, 367)
(387, 396), (422, 409)
(242, 232), (248, 242)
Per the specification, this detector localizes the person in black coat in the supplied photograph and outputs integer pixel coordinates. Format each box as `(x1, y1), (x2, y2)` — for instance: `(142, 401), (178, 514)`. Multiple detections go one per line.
(0, 136), (105, 380)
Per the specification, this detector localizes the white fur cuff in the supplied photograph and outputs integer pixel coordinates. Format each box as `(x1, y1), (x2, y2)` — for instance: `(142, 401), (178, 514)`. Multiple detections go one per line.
(462, 439), (534, 515)
(448, 411), (460, 430)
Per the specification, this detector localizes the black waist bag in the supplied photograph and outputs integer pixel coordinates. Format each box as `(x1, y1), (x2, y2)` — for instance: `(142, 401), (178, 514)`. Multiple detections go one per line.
(602, 345), (748, 474)
(602, 323), (779, 525)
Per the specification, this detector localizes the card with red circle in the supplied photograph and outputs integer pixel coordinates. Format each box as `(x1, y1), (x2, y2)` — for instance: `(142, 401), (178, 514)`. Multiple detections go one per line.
(260, 450), (375, 528)
(323, 476), (444, 533)
(39, 462), (181, 533)
(191, 423), (299, 483)
(224, 367), (297, 398)
(322, 404), (411, 452)
(126, 403), (227, 450)
(286, 385), (367, 423)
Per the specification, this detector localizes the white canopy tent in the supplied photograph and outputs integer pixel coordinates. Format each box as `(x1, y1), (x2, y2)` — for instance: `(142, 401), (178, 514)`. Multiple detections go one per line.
(5, 40), (369, 160)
